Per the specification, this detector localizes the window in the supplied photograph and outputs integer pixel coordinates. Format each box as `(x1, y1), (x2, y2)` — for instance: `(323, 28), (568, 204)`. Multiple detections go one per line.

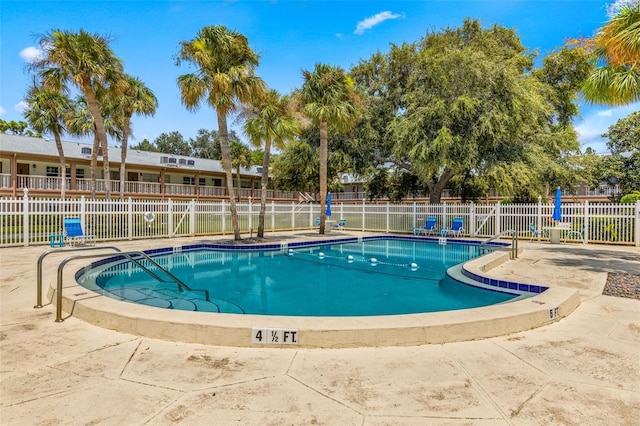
(81, 147), (91, 155)
(160, 156), (169, 164)
(179, 158), (187, 165)
(141, 173), (156, 183)
(64, 167), (84, 178)
(212, 178), (222, 186)
(46, 166), (59, 177)
(199, 178), (206, 186)
(183, 176), (195, 185)
(187, 160), (195, 166)
(241, 180), (251, 189)
(168, 157), (177, 164)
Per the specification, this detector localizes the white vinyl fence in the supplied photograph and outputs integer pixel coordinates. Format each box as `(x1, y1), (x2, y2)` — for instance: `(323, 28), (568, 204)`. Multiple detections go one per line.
(1, 190), (639, 247)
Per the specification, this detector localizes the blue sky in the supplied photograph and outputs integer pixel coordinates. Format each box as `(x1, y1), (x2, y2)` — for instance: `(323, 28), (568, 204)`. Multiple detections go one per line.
(1, 0), (637, 154)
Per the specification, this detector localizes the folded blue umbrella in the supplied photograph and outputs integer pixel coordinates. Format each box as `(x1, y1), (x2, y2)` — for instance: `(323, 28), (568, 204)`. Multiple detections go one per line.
(552, 187), (562, 222)
(326, 192), (332, 217)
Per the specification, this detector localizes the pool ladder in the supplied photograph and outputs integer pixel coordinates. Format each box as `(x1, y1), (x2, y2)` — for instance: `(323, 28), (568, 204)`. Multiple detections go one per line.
(36, 246), (210, 322)
(480, 229), (518, 260)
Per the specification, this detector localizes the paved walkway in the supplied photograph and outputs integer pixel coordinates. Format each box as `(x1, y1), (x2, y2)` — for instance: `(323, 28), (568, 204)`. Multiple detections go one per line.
(1, 235), (638, 425)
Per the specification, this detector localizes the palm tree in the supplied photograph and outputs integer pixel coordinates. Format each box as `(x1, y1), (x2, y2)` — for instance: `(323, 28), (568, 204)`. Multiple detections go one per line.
(581, 2), (640, 105)
(297, 64), (361, 234)
(23, 82), (73, 199)
(241, 90), (301, 238)
(229, 141), (253, 202)
(116, 75), (157, 199)
(177, 25), (266, 240)
(31, 29), (124, 199)
(67, 96), (121, 199)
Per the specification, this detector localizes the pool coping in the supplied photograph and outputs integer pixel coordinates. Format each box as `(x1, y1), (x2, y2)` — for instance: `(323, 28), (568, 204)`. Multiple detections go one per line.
(52, 236), (581, 348)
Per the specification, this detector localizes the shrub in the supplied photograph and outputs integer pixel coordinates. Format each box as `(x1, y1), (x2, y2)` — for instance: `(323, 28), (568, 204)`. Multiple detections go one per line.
(620, 191), (640, 204)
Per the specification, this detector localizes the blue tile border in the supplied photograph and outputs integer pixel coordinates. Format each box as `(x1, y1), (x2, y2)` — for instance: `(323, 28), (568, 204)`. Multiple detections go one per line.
(460, 265), (548, 295)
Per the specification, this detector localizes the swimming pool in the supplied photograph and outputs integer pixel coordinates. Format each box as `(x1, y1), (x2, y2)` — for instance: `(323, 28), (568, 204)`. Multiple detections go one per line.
(77, 237), (525, 316)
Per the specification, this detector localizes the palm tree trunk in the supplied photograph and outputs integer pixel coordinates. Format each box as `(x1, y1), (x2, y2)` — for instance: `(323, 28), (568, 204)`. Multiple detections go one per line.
(235, 167), (242, 202)
(319, 120), (328, 235)
(257, 139), (271, 238)
(217, 112), (241, 240)
(90, 134), (99, 200)
(53, 131), (66, 200)
(83, 86), (111, 199)
(120, 115), (131, 200)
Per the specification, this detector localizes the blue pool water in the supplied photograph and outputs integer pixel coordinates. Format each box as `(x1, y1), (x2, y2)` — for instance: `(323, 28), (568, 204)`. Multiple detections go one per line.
(79, 238), (518, 316)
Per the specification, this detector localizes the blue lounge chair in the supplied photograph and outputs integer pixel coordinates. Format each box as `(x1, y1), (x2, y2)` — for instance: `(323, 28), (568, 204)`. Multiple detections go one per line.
(415, 217), (438, 236)
(315, 217), (320, 227)
(332, 219), (346, 230)
(450, 217), (465, 236)
(563, 225), (585, 244)
(64, 217), (95, 246)
(529, 223), (547, 240)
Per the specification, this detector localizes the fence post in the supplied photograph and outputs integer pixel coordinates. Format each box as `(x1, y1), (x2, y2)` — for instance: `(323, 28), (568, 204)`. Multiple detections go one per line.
(495, 202), (501, 235)
(22, 188), (29, 247)
(386, 201), (390, 233)
(271, 201), (275, 232)
(221, 200), (226, 235)
(584, 200), (590, 245)
(443, 202), (448, 228)
(470, 202), (476, 237)
(189, 199), (196, 236)
(537, 196), (543, 233)
(635, 200), (640, 247)
(168, 199), (174, 238)
(127, 197), (133, 240)
(80, 195), (86, 228)
(412, 202), (417, 230)
(361, 199), (366, 232)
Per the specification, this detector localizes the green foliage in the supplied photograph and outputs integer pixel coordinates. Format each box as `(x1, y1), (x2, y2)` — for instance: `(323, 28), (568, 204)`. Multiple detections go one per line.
(190, 129), (222, 159)
(271, 141), (318, 192)
(130, 138), (158, 152)
(447, 174), (488, 203)
(603, 111), (640, 195)
(0, 119), (40, 136)
(229, 140), (253, 171)
(620, 191), (640, 203)
(533, 46), (594, 126)
(579, 2), (640, 105)
(350, 19), (585, 203)
(154, 131), (192, 156)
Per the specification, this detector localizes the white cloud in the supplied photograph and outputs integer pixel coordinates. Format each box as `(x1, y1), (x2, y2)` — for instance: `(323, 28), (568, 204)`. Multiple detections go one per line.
(575, 102), (640, 153)
(354, 11), (401, 35)
(0, 106), (6, 116)
(19, 46), (43, 63)
(608, 0), (639, 16)
(14, 101), (29, 113)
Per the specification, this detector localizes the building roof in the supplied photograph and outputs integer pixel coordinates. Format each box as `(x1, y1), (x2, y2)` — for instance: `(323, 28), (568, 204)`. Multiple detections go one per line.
(0, 134), (262, 177)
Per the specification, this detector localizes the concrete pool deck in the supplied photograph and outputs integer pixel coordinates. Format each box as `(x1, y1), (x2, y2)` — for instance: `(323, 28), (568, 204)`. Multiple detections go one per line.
(1, 232), (639, 424)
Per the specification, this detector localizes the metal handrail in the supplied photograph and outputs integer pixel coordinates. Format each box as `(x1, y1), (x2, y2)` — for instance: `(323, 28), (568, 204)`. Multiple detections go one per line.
(53, 250), (210, 322)
(480, 229), (518, 259)
(36, 246), (122, 308)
